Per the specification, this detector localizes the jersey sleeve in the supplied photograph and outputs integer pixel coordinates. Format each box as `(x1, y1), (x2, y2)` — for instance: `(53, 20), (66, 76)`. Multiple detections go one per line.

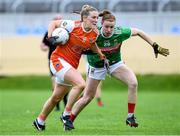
(120, 27), (131, 42)
(60, 20), (75, 33)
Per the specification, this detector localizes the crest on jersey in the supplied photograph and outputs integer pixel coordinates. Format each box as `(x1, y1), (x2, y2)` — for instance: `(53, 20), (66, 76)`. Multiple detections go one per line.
(114, 39), (118, 45)
(62, 21), (67, 27)
(104, 40), (110, 47)
(90, 38), (95, 44)
(83, 37), (87, 43)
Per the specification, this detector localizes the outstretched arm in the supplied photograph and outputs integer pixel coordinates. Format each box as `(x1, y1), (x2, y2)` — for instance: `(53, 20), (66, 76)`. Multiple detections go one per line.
(131, 28), (154, 46)
(131, 28), (169, 58)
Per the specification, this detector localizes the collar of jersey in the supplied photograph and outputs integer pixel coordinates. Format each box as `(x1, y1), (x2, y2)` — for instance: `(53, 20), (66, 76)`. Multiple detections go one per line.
(100, 27), (114, 38)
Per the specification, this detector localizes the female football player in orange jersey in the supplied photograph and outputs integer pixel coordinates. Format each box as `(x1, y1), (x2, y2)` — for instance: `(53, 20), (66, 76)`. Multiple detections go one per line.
(33, 5), (105, 131)
(40, 16), (69, 111)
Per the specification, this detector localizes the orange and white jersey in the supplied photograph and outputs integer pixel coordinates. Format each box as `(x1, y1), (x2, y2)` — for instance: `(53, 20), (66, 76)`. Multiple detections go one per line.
(51, 20), (98, 69)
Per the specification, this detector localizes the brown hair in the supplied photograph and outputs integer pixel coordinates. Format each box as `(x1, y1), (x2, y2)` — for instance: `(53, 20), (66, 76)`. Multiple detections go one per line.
(73, 5), (98, 21)
(99, 10), (116, 22)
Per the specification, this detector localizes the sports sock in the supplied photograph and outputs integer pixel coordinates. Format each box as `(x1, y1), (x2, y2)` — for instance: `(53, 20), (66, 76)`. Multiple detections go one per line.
(96, 97), (103, 107)
(37, 114), (46, 125)
(96, 97), (101, 102)
(70, 113), (76, 122)
(128, 113), (134, 118)
(63, 106), (71, 116)
(128, 103), (135, 117)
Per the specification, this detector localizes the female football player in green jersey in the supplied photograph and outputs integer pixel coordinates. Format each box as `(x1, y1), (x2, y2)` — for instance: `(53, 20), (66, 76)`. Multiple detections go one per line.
(61, 10), (169, 130)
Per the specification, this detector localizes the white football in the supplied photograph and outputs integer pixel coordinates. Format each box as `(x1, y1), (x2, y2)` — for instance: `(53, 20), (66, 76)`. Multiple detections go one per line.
(52, 27), (69, 45)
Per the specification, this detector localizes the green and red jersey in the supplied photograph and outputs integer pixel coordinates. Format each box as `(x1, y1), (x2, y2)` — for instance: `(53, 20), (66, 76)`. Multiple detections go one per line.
(87, 26), (131, 68)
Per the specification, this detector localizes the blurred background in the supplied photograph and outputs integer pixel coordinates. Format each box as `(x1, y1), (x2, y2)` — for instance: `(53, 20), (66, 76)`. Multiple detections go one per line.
(0, 0), (180, 75)
(1, 1), (180, 135)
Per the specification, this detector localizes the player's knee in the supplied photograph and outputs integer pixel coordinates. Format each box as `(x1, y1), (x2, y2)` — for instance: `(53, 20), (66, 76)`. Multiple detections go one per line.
(75, 82), (86, 90)
(129, 80), (138, 91)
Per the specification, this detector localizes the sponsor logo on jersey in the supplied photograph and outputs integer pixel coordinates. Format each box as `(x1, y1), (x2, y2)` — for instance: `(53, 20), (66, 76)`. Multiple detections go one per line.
(71, 45), (85, 55)
(101, 44), (121, 53)
(104, 40), (110, 47)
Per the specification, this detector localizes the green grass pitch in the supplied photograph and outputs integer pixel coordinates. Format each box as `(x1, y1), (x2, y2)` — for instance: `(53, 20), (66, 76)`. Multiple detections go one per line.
(0, 75), (180, 135)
